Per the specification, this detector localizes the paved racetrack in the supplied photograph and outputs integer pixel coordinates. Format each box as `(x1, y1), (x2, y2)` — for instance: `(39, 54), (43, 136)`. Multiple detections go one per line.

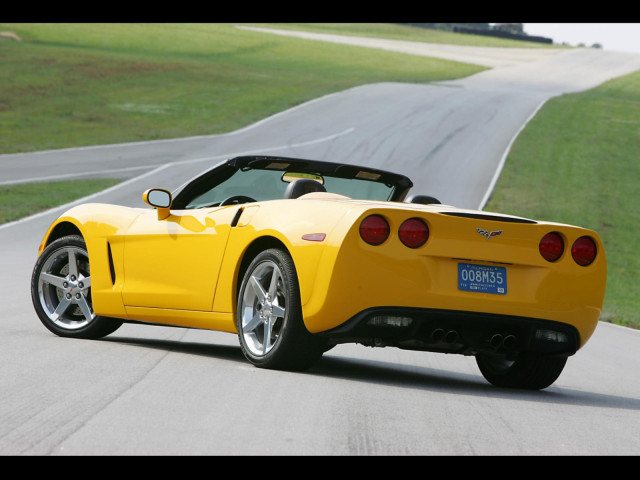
(1, 30), (640, 455)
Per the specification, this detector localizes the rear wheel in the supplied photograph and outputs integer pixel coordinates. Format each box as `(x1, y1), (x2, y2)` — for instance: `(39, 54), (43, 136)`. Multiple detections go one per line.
(476, 351), (568, 390)
(31, 235), (122, 339)
(236, 248), (324, 371)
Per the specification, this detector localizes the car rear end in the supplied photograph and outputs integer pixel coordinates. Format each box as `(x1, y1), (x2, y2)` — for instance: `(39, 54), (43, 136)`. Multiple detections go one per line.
(303, 201), (606, 358)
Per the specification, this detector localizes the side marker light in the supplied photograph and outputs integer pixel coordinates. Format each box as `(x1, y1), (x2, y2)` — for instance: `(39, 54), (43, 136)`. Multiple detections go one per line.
(302, 233), (326, 242)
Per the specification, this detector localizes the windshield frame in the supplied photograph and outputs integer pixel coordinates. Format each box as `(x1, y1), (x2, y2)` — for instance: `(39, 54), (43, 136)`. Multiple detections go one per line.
(171, 155), (413, 209)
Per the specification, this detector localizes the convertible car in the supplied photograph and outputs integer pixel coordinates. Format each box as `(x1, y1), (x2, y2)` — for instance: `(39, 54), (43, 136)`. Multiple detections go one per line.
(31, 155), (606, 390)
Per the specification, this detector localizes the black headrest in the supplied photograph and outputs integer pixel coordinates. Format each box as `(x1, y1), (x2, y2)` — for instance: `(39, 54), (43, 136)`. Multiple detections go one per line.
(405, 194), (441, 205)
(284, 179), (327, 199)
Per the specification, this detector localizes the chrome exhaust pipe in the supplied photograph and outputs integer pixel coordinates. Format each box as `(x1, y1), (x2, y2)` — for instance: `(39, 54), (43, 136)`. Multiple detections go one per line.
(503, 335), (517, 349)
(489, 334), (517, 351)
(490, 334), (504, 350)
(430, 329), (460, 345)
(444, 330), (459, 344)
(431, 328), (445, 343)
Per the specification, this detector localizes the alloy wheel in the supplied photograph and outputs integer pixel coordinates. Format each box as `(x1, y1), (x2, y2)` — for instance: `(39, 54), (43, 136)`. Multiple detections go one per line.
(239, 260), (286, 356)
(37, 245), (94, 330)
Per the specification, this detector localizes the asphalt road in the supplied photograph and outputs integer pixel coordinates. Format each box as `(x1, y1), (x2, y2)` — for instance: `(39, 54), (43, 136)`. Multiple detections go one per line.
(1, 31), (640, 455)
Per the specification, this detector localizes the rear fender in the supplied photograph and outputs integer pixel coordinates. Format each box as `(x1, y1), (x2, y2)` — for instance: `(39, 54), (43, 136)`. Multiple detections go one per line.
(211, 199), (356, 320)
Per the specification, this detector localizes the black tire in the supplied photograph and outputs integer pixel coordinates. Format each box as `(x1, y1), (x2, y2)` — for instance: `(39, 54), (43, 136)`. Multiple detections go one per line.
(236, 248), (325, 371)
(31, 235), (122, 339)
(475, 351), (568, 390)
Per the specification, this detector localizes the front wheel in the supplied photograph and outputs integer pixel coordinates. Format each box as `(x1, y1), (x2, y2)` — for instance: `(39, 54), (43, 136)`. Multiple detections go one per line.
(475, 351), (568, 390)
(236, 248), (324, 371)
(31, 235), (122, 339)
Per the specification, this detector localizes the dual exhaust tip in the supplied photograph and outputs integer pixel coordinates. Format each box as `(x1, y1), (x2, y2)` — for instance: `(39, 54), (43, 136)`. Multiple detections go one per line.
(429, 329), (517, 351)
(430, 328), (459, 345)
(490, 333), (517, 350)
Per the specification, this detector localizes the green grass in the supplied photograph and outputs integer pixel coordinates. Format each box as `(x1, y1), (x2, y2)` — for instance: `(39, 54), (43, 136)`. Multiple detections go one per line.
(486, 70), (640, 328)
(0, 23), (486, 154)
(0, 179), (121, 224)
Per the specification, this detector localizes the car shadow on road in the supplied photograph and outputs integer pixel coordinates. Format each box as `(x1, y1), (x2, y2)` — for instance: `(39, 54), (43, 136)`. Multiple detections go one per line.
(310, 354), (640, 411)
(104, 334), (640, 411)
(104, 335), (248, 364)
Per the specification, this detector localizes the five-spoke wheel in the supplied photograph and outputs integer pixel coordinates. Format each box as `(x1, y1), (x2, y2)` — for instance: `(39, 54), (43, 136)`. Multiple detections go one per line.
(239, 259), (287, 356)
(31, 235), (122, 339)
(236, 248), (325, 371)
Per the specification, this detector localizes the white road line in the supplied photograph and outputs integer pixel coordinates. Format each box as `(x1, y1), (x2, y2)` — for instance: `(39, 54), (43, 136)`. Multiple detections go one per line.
(1, 128), (355, 186)
(0, 128), (355, 232)
(0, 164), (172, 233)
(0, 165), (162, 186)
(477, 98), (548, 211)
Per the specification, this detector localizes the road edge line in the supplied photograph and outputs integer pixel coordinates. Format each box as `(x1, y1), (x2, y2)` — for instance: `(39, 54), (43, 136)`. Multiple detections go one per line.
(478, 98), (548, 211)
(0, 127), (356, 231)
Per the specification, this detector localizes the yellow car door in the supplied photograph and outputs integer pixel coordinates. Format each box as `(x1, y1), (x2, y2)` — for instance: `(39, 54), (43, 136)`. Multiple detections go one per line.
(121, 207), (238, 311)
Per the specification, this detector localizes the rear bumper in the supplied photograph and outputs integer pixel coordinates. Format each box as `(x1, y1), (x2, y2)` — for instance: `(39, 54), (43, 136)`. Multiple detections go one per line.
(301, 210), (606, 350)
(317, 307), (580, 357)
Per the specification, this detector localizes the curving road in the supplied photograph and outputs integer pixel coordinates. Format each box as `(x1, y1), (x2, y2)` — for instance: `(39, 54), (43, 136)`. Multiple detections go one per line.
(1, 30), (640, 455)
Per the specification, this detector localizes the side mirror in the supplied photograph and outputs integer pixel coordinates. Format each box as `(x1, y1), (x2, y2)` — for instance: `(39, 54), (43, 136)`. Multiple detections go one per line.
(143, 188), (172, 220)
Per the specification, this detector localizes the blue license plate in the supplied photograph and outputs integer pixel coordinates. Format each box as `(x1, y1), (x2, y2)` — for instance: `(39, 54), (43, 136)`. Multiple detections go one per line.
(458, 263), (507, 295)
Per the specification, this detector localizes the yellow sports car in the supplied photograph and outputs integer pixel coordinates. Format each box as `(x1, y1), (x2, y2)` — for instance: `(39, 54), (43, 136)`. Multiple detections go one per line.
(31, 155), (606, 390)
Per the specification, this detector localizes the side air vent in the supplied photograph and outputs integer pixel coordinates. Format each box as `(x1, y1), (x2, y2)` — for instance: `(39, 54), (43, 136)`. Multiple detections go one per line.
(107, 242), (116, 285)
(440, 212), (537, 224)
(231, 207), (244, 227)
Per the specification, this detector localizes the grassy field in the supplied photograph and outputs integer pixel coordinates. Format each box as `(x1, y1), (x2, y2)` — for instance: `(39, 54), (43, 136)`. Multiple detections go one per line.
(486, 70), (640, 328)
(0, 23), (488, 154)
(0, 179), (121, 225)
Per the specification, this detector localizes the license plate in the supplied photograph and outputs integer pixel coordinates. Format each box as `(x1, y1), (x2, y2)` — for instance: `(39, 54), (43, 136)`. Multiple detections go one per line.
(458, 263), (507, 295)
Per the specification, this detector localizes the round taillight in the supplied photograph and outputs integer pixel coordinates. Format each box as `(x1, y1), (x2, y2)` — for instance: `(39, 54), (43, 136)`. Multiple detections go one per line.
(571, 236), (597, 266)
(539, 232), (564, 262)
(359, 215), (390, 245)
(398, 218), (429, 248)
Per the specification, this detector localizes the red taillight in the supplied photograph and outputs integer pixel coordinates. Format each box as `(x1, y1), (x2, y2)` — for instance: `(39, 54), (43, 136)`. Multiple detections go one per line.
(398, 218), (429, 248)
(571, 236), (597, 266)
(539, 232), (564, 262)
(359, 215), (390, 245)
